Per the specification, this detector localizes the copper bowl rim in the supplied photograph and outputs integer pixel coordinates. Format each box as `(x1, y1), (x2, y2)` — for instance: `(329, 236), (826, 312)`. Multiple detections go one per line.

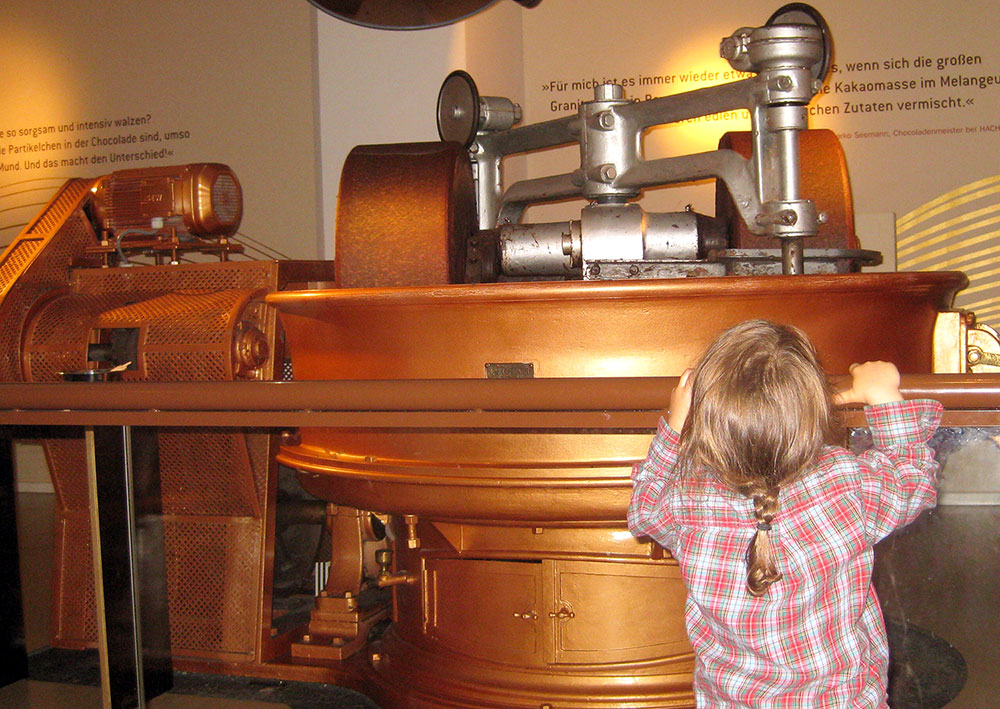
(267, 271), (968, 310)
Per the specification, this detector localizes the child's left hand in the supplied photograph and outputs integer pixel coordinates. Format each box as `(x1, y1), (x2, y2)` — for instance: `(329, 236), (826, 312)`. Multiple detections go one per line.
(667, 368), (694, 432)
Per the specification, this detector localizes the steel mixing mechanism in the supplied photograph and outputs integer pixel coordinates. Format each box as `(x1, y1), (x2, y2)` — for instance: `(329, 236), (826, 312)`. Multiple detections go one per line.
(433, 3), (881, 281)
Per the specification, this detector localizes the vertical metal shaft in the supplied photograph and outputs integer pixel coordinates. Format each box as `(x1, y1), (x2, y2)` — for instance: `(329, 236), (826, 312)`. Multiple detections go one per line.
(782, 237), (804, 275)
(779, 126), (804, 275)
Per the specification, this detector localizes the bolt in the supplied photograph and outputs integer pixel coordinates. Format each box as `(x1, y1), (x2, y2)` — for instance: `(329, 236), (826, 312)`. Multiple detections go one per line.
(628, 264), (640, 276)
(720, 36), (738, 60)
(588, 264), (601, 278)
(775, 75), (793, 91)
(599, 163), (617, 182)
(597, 111), (615, 130)
(817, 211), (828, 225)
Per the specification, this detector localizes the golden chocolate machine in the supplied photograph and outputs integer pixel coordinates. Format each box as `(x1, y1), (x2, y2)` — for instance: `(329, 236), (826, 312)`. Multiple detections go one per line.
(1, 4), (997, 707)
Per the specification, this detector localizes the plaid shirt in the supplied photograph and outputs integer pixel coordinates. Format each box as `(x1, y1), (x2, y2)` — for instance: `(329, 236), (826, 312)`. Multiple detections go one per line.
(628, 399), (942, 708)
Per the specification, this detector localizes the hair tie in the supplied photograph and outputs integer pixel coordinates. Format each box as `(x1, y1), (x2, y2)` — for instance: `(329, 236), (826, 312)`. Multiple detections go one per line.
(755, 522), (772, 532)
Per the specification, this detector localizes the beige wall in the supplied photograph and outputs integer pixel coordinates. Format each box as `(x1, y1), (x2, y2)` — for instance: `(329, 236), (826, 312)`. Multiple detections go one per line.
(1, 0), (320, 259)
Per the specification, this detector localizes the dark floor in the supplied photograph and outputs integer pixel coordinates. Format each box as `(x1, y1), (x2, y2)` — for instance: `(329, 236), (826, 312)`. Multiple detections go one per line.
(874, 504), (1000, 707)
(5, 493), (998, 707)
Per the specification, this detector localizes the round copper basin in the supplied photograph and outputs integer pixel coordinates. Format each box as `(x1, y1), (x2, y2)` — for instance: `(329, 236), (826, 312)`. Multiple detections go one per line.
(268, 272), (966, 521)
(268, 272), (966, 380)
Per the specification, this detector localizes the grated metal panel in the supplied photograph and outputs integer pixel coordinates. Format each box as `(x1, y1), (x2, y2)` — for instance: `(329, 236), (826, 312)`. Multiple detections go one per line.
(0, 190), (99, 383)
(159, 431), (260, 516)
(164, 517), (261, 655)
(141, 293), (243, 346)
(0, 239), (43, 291)
(73, 263), (275, 297)
(27, 353), (83, 383)
(52, 512), (97, 648)
(45, 437), (89, 513)
(23, 260), (285, 660)
(246, 433), (271, 503)
(144, 351), (229, 381)
(26, 179), (91, 235)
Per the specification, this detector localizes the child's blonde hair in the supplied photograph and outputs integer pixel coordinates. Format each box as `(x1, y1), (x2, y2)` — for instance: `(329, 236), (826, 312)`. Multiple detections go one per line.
(678, 320), (834, 597)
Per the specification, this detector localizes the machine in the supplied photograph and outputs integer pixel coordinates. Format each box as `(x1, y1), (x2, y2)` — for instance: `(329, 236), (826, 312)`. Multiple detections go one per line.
(2, 3), (997, 707)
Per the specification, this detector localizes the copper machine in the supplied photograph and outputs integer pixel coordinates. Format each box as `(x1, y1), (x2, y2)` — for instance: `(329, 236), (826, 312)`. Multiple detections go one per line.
(3, 3), (998, 707)
(0, 164), (337, 667)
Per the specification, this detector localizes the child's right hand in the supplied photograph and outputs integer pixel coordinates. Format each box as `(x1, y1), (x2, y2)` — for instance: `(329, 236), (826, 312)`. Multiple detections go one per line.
(833, 361), (903, 406)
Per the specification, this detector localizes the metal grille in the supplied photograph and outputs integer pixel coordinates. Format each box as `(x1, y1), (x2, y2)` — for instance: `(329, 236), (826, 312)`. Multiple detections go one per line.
(246, 433), (271, 502)
(27, 352), (84, 383)
(145, 351), (229, 381)
(0, 182), (99, 383)
(46, 438), (89, 517)
(159, 431), (260, 516)
(27, 294), (110, 345)
(211, 174), (241, 225)
(164, 517), (261, 656)
(73, 263), (274, 296)
(46, 438), (98, 648)
(52, 512), (97, 648)
(26, 179), (91, 235)
(141, 293), (243, 346)
(8, 255), (284, 660)
(0, 240), (42, 291)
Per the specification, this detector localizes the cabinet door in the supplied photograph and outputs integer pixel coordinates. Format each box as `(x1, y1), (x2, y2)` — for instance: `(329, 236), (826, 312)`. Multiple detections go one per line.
(547, 559), (690, 665)
(425, 558), (543, 666)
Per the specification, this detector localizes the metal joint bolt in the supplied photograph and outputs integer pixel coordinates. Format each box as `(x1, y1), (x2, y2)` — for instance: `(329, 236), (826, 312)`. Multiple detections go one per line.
(772, 75), (794, 91)
(589, 163), (617, 184)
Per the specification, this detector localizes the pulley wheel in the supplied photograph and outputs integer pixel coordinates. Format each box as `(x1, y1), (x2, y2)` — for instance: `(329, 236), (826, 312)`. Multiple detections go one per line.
(437, 70), (481, 148)
(766, 3), (833, 83)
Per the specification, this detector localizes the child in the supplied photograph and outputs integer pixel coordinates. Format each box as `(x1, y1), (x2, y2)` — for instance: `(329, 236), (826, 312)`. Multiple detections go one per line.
(628, 319), (942, 707)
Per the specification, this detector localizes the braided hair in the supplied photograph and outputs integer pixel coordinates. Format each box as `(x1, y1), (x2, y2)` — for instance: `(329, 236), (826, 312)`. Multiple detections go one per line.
(678, 320), (834, 597)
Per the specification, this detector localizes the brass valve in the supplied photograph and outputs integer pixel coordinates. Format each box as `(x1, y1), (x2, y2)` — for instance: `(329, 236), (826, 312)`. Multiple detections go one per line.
(375, 548), (417, 588)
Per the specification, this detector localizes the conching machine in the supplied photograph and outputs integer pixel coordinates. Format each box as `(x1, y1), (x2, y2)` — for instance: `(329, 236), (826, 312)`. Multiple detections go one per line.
(2, 3), (998, 707)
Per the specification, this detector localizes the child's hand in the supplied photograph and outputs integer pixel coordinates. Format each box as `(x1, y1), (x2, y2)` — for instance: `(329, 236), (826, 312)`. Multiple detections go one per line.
(833, 361), (903, 406)
(667, 368), (694, 432)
